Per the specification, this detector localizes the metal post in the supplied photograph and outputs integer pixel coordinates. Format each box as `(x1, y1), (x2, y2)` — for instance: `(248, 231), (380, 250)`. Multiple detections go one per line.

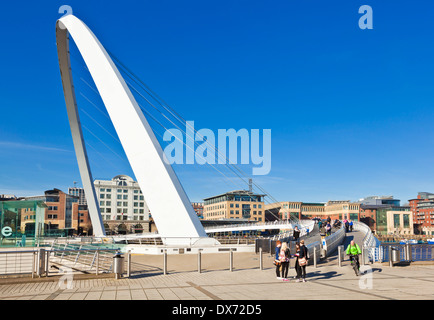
(314, 247), (318, 268)
(96, 250), (99, 275)
(338, 246), (342, 267)
(37, 248), (45, 277)
(197, 250), (201, 273)
(229, 249), (233, 272)
(389, 245), (393, 267)
(31, 251), (36, 278)
(163, 250), (167, 275)
(259, 247), (263, 270)
(405, 244), (412, 262)
(127, 250), (131, 278)
(45, 250), (50, 276)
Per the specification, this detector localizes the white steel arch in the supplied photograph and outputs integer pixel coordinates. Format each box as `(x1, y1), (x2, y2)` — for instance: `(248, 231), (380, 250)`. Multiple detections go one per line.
(56, 14), (214, 245)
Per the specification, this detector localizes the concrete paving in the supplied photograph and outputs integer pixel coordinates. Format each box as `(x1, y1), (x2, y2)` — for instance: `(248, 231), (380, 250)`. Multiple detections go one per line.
(0, 248), (433, 301)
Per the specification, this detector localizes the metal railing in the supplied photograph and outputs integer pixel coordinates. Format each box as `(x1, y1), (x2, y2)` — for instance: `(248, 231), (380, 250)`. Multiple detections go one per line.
(353, 221), (382, 263)
(0, 250), (36, 276)
(381, 244), (434, 264)
(0, 247), (121, 278)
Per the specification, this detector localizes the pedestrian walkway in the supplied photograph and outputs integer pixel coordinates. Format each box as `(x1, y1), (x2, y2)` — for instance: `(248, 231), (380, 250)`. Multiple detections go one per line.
(0, 251), (433, 300)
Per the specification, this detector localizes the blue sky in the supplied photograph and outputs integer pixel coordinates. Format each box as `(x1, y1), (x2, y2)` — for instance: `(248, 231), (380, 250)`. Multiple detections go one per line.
(1, 0), (434, 204)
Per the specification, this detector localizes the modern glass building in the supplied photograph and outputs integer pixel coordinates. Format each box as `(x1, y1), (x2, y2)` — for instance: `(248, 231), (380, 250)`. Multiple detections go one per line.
(0, 200), (46, 247)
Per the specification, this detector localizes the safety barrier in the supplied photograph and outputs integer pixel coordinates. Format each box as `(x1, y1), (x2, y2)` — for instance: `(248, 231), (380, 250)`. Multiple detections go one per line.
(353, 221), (382, 262)
(0, 247), (121, 278)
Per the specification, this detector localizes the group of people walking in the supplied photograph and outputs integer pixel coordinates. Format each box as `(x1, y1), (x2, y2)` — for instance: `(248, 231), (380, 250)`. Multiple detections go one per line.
(343, 219), (354, 233)
(274, 240), (308, 282)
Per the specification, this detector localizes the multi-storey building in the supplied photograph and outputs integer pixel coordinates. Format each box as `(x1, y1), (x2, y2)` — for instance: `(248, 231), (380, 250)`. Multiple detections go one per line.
(408, 192), (434, 236)
(68, 187), (87, 205)
(360, 204), (413, 236)
(324, 200), (360, 221)
(358, 195), (400, 207)
(267, 201), (303, 220)
(93, 175), (150, 234)
(203, 190), (265, 222)
(265, 200), (359, 221)
(23, 189), (92, 235)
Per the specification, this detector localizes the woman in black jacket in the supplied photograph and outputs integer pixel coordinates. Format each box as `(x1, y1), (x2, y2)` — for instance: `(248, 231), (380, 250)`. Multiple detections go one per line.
(295, 240), (309, 282)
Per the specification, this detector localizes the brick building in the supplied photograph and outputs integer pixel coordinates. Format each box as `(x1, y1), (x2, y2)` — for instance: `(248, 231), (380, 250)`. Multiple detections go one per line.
(24, 189), (92, 235)
(408, 192), (434, 236)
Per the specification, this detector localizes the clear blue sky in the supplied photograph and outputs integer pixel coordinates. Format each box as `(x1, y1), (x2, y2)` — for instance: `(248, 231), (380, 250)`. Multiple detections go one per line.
(1, 0), (434, 204)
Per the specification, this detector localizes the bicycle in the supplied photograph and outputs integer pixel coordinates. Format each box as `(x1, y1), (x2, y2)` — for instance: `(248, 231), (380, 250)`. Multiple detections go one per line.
(349, 254), (360, 276)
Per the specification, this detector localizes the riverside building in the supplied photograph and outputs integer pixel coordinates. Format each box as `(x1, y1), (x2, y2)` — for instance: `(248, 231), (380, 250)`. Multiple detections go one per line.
(203, 190), (265, 222)
(94, 175), (150, 234)
(408, 192), (434, 236)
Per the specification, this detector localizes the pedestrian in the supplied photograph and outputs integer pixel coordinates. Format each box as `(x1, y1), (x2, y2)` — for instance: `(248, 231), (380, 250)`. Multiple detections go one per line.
(295, 240), (309, 282)
(325, 221), (332, 236)
(349, 220), (354, 232)
(279, 242), (290, 281)
(274, 241), (282, 279)
(293, 226), (300, 241)
(345, 219), (350, 233)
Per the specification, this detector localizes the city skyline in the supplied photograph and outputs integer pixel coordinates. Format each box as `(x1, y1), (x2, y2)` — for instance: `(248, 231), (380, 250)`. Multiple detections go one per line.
(1, 1), (434, 205)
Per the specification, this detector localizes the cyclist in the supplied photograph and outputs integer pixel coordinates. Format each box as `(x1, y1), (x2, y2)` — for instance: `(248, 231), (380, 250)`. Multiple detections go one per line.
(346, 240), (362, 274)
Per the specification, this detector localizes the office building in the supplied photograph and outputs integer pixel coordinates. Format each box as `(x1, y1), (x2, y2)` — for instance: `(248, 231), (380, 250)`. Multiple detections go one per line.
(266, 200), (359, 221)
(24, 189), (91, 235)
(68, 187), (87, 205)
(203, 190), (265, 222)
(94, 175), (150, 234)
(358, 195), (400, 207)
(408, 192), (434, 236)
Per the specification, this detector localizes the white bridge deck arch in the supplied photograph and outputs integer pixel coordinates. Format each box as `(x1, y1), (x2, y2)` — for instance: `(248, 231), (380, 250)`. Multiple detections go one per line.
(56, 14), (217, 246)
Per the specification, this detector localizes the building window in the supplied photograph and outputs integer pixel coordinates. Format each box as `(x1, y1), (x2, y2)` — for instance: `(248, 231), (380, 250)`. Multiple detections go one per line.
(394, 214), (400, 228)
(403, 214), (410, 228)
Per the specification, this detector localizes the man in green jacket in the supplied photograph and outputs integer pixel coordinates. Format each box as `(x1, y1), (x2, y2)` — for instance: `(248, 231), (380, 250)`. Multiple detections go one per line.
(346, 240), (362, 273)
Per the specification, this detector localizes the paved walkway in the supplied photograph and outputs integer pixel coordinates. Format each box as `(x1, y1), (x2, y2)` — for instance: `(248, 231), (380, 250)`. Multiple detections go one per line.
(0, 249), (433, 301)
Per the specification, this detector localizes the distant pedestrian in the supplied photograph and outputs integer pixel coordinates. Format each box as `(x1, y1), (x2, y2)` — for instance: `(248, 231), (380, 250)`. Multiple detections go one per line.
(345, 219), (350, 233)
(349, 220), (354, 232)
(325, 222), (332, 236)
(293, 226), (300, 241)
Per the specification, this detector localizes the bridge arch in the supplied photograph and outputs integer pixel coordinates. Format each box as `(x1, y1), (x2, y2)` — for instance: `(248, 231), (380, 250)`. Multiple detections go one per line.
(56, 14), (212, 244)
